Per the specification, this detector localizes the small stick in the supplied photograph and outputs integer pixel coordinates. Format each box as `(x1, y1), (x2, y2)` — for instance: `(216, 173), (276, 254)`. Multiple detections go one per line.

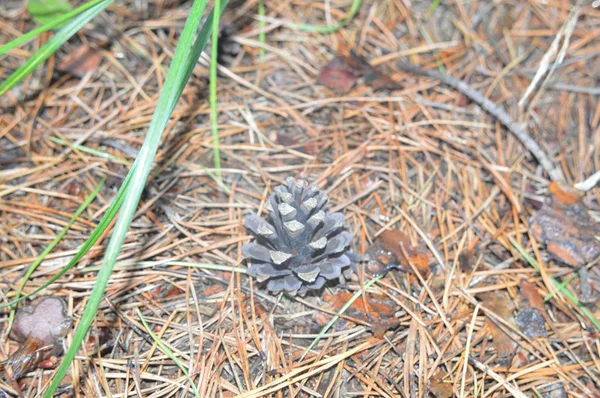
(397, 60), (565, 183)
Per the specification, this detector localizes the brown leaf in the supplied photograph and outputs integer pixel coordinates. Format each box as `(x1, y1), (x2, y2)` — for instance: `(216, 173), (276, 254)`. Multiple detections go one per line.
(428, 371), (454, 398)
(57, 44), (102, 77)
(318, 56), (360, 93)
(5, 336), (53, 380)
(530, 197), (600, 267)
(478, 291), (516, 358)
(547, 181), (584, 205)
(519, 280), (544, 311)
(318, 51), (401, 94)
(11, 297), (72, 347)
(373, 229), (430, 276)
(316, 292), (398, 336)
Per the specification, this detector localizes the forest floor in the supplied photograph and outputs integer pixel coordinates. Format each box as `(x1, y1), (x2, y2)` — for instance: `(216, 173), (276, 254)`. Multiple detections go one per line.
(1, 0), (600, 397)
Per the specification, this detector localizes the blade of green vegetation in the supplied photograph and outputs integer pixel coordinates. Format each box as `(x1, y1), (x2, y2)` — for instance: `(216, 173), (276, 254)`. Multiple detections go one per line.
(510, 237), (600, 331)
(0, 171), (133, 310)
(0, 0), (113, 97)
(8, 178), (105, 326)
(27, 0), (72, 26)
(300, 274), (383, 360)
(285, 0), (362, 34)
(0, 0), (108, 56)
(257, 0), (266, 58)
(136, 308), (201, 397)
(210, 0), (223, 184)
(43, 0), (226, 395)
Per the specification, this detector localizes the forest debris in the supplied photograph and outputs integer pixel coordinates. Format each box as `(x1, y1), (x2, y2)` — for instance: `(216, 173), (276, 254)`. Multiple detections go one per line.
(11, 297), (72, 346)
(315, 292), (398, 337)
(478, 291), (516, 358)
(530, 184), (600, 267)
(365, 229), (430, 276)
(515, 307), (548, 339)
(57, 44), (103, 77)
(5, 297), (71, 380)
(318, 51), (400, 94)
(428, 371), (454, 398)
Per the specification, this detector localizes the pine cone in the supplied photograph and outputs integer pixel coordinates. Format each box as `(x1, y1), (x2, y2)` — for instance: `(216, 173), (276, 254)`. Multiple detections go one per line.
(243, 177), (354, 296)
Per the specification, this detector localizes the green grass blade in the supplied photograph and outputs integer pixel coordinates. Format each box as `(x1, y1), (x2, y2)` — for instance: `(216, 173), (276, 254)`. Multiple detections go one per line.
(509, 237), (600, 331)
(210, 0), (223, 184)
(0, 0), (108, 57)
(43, 0), (223, 395)
(136, 308), (201, 397)
(9, 177), (105, 324)
(0, 0), (113, 96)
(285, 0), (362, 34)
(0, 171), (133, 310)
(257, 0), (266, 57)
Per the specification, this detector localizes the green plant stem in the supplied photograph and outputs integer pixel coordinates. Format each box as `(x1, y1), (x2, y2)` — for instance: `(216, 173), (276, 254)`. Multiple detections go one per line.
(42, 0), (229, 395)
(136, 308), (201, 397)
(0, 0), (108, 57)
(210, 0), (223, 185)
(8, 178), (105, 327)
(257, 0), (266, 58)
(285, 0), (362, 34)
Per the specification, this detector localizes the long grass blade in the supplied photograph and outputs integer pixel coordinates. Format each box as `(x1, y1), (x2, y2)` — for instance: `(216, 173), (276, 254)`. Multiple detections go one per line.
(210, 0), (223, 184)
(8, 178), (105, 325)
(0, 0), (108, 57)
(43, 0), (226, 395)
(136, 308), (201, 397)
(0, 0), (114, 96)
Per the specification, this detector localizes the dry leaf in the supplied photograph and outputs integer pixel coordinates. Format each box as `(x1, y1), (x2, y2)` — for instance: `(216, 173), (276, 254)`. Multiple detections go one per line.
(478, 291), (516, 358)
(318, 56), (360, 93)
(366, 229), (430, 276)
(318, 51), (401, 94)
(530, 195), (600, 267)
(57, 44), (103, 77)
(316, 292), (398, 337)
(4, 336), (52, 380)
(428, 371), (454, 398)
(547, 181), (584, 205)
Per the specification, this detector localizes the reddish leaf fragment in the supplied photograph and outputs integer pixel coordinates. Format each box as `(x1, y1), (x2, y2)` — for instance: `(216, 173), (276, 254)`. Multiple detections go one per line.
(547, 181), (584, 205)
(57, 44), (103, 77)
(530, 197), (600, 267)
(316, 292), (398, 336)
(428, 371), (454, 398)
(11, 297), (72, 347)
(4, 336), (53, 380)
(318, 56), (360, 93)
(367, 229), (431, 276)
(478, 291), (516, 358)
(519, 280), (544, 311)
(318, 51), (401, 94)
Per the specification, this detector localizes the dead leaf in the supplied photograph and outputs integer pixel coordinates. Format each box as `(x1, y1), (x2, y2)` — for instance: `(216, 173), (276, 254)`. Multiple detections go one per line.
(530, 196), (600, 267)
(428, 371), (454, 398)
(519, 280), (544, 311)
(366, 229), (430, 276)
(316, 292), (398, 337)
(57, 44), (103, 77)
(318, 56), (360, 93)
(318, 51), (401, 94)
(478, 291), (516, 358)
(547, 181), (584, 205)
(4, 336), (51, 380)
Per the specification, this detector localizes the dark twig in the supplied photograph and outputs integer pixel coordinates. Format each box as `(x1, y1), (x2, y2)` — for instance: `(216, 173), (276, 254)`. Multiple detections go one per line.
(397, 60), (565, 183)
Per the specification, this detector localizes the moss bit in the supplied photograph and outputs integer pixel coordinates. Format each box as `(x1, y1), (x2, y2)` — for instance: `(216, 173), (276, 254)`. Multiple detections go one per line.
(243, 177), (354, 296)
